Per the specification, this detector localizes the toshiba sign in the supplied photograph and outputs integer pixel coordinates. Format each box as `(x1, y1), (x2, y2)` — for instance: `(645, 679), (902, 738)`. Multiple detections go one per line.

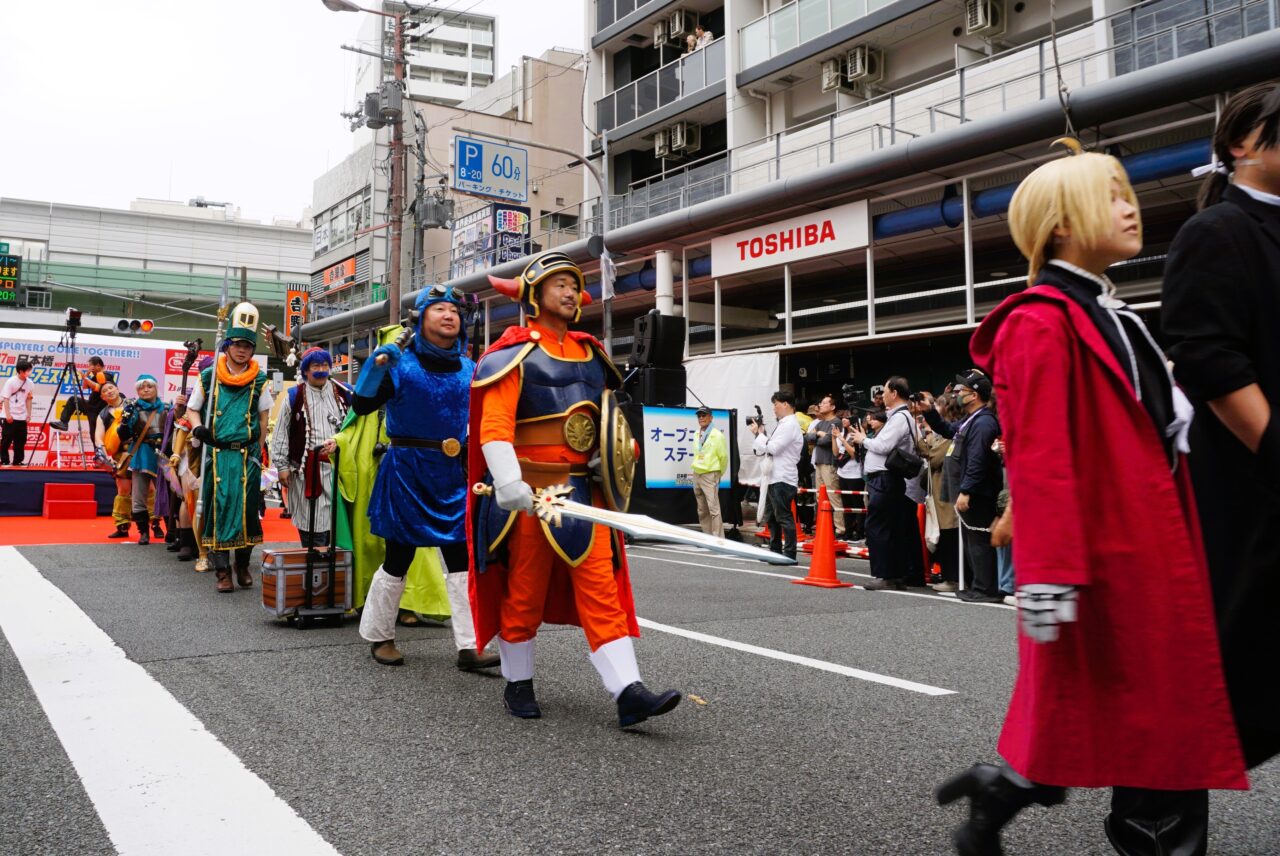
(710, 199), (869, 277)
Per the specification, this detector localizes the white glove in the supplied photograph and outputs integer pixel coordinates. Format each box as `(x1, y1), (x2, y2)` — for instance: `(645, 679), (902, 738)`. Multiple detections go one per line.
(482, 441), (533, 512)
(1015, 584), (1079, 643)
(588, 453), (602, 482)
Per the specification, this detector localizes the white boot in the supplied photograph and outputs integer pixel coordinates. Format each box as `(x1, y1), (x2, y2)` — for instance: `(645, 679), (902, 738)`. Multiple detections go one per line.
(359, 568), (405, 643)
(445, 572), (477, 651)
(589, 636), (642, 700)
(498, 638), (535, 682)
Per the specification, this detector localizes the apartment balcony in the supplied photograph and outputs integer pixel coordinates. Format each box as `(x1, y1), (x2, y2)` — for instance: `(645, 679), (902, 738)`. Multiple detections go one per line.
(740, 0), (900, 70)
(733, 0), (1277, 191)
(596, 0), (679, 35)
(596, 37), (726, 137)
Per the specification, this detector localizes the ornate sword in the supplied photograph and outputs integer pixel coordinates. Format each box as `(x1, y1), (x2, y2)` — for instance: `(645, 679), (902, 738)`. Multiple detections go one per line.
(472, 483), (797, 565)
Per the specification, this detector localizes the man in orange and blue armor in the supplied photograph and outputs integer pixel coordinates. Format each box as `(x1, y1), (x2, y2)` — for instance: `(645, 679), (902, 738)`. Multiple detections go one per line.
(468, 251), (681, 727)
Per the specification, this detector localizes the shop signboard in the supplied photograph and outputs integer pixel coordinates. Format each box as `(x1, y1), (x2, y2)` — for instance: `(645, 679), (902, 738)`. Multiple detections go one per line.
(710, 199), (869, 277)
(449, 202), (531, 279)
(321, 258), (357, 295)
(284, 287), (309, 338)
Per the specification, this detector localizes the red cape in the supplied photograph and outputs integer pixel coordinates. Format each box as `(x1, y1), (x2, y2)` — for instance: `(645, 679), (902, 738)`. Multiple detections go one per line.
(971, 285), (1246, 790)
(466, 325), (640, 652)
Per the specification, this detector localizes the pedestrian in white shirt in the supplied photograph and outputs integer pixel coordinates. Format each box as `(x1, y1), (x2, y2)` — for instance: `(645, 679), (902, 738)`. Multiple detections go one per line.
(1, 360), (35, 466)
(749, 390), (804, 560)
(848, 376), (926, 589)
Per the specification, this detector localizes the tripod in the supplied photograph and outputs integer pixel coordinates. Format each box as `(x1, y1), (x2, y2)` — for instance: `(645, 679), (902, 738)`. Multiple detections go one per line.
(34, 327), (90, 469)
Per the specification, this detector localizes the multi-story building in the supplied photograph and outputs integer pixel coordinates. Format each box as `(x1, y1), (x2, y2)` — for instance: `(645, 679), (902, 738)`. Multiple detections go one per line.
(308, 47), (588, 343)
(353, 1), (497, 114)
(305, 0), (1280, 409)
(0, 197), (311, 345)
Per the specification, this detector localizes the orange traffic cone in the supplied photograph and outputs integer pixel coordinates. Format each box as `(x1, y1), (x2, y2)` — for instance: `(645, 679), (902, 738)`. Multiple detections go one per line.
(792, 485), (852, 589)
(755, 525), (771, 541)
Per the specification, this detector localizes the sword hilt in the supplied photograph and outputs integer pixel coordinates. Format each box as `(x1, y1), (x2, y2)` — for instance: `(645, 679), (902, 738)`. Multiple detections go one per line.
(471, 482), (493, 495)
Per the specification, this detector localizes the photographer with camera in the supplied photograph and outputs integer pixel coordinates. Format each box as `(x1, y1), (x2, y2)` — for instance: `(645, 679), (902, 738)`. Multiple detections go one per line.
(920, 370), (1004, 603)
(49, 356), (110, 446)
(848, 377), (926, 590)
(750, 391), (804, 561)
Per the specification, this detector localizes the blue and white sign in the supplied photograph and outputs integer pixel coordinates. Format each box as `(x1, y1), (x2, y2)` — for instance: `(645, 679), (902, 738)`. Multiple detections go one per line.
(452, 135), (528, 203)
(642, 406), (733, 489)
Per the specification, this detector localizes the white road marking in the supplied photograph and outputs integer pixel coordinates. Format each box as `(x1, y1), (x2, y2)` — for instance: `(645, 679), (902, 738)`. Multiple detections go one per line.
(637, 617), (956, 696)
(0, 546), (341, 856)
(628, 544), (1015, 610)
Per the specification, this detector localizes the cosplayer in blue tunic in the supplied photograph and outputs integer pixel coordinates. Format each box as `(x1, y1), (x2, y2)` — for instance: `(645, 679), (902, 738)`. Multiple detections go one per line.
(352, 285), (498, 671)
(354, 291), (473, 545)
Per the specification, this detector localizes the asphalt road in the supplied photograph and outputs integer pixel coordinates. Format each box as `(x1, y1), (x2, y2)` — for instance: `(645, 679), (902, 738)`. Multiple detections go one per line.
(2, 539), (1277, 856)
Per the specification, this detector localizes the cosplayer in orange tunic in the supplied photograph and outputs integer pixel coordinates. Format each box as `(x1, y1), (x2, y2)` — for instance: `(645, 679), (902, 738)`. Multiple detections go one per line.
(467, 251), (681, 727)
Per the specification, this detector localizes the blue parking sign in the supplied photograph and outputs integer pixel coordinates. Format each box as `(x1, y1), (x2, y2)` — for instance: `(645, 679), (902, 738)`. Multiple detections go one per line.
(457, 139), (484, 183)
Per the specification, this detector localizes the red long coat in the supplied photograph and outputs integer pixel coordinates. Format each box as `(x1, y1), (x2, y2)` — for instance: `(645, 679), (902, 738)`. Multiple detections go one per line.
(970, 285), (1247, 790)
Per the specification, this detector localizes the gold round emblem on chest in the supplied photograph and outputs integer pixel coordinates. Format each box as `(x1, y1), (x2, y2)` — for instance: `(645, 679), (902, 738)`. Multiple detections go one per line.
(441, 437), (462, 457)
(563, 412), (597, 452)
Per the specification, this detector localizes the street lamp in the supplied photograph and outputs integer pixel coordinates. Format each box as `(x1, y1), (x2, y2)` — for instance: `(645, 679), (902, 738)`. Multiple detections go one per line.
(321, 0), (408, 326)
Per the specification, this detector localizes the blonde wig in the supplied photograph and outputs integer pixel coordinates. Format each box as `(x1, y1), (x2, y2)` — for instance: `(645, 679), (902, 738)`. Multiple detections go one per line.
(1007, 147), (1140, 286)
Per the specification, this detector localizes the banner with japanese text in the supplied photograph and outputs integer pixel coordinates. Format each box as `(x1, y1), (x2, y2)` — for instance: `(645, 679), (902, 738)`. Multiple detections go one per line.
(641, 406), (733, 489)
(284, 288), (309, 338)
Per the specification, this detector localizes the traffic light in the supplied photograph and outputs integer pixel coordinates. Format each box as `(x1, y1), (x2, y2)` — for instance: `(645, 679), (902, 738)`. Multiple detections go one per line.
(115, 318), (154, 335)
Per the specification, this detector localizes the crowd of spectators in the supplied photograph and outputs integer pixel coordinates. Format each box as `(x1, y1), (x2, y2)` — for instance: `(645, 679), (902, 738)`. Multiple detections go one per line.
(748, 369), (1013, 604)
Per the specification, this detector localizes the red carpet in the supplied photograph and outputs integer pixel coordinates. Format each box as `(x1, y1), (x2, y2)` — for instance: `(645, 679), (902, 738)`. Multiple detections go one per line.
(0, 508), (298, 547)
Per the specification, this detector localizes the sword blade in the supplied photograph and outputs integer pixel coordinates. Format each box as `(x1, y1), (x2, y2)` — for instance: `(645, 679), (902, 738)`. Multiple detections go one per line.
(550, 497), (797, 566)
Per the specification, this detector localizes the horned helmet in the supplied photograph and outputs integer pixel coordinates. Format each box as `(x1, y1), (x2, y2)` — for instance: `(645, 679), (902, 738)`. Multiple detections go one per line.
(487, 251), (592, 322)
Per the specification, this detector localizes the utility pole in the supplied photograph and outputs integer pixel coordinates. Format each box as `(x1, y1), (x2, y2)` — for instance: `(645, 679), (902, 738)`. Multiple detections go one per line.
(387, 10), (406, 326)
(323, 0), (411, 326)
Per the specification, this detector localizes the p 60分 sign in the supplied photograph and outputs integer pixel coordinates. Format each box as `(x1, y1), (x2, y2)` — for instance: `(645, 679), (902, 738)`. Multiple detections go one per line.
(710, 199), (869, 277)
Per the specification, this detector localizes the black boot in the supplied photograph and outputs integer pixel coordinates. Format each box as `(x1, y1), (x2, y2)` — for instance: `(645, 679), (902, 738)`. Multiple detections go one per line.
(936, 764), (1065, 856)
(1104, 787), (1208, 856)
(108, 522), (130, 539)
(152, 519), (165, 541)
(133, 513), (151, 545)
(616, 681), (682, 728)
(176, 529), (196, 561)
(503, 679), (541, 719)
(164, 523), (178, 545)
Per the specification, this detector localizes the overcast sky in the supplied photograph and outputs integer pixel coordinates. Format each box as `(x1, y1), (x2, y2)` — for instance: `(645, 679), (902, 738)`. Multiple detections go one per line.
(0, 0), (583, 224)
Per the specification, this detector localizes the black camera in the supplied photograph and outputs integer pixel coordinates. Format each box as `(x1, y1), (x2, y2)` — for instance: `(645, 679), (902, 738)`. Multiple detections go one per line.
(744, 404), (765, 428)
(841, 382), (863, 408)
(908, 391), (926, 404)
(65, 307), (82, 332)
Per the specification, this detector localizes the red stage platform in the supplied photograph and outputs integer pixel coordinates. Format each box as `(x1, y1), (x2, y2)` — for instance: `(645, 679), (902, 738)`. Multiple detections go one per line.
(0, 507), (298, 546)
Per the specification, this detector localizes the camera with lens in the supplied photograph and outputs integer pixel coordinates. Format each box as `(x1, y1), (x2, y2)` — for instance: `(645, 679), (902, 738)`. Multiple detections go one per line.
(744, 404), (765, 428)
(841, 382), (863, 408)
(908, 391), (926, 404)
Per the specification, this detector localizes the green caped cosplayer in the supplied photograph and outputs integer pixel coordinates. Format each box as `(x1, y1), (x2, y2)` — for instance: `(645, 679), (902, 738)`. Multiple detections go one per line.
(186, 301), (272, 594)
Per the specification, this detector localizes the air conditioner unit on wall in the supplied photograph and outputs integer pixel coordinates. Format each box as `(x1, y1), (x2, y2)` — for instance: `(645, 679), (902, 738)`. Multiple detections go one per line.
(965, 0), (1005, 37)
(670, 120), (701, 154)
(653, 18), (670, 46)
(846, 46), (883, 84)
(669, 9), (699, 39)
(655, 128), (672, 158)
(820, 58), (843, 93)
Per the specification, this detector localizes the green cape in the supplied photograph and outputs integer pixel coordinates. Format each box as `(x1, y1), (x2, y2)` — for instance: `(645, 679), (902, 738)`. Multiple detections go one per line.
(334, 324), (449, 618)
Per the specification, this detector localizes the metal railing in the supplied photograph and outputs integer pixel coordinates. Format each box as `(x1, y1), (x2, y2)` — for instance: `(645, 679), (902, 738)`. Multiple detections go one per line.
(740, 0), (896, 68)
(595, 37), (726, 134)
(729, 0), (1276, 193)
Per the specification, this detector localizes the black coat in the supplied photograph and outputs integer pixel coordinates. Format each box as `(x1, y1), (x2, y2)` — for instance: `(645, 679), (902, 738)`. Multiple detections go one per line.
(1162, 184), (1280, 768)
